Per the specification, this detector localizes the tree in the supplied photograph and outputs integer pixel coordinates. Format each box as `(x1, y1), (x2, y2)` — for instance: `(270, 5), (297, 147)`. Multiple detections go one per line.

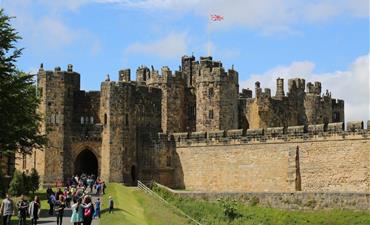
(8, 170), (25, 196)
(29, 168), (40, 194)
(0, 9), (46, 155)
(0, 169), (4, 196)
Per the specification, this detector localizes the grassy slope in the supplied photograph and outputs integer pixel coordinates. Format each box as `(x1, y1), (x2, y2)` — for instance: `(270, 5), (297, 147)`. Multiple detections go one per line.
(100, 183), (192, 225)
(154, 186), (370, 225)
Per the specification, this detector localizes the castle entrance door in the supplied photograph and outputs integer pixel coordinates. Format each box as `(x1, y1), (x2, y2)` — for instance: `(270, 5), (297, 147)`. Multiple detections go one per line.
(74, 149), (98, 176)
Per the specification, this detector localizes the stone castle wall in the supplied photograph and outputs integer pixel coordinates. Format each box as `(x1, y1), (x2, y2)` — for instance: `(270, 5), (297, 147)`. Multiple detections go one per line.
(169, 125), (369, 193)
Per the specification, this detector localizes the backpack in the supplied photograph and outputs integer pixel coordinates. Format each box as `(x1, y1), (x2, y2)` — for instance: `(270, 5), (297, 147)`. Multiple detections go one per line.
(84, 205), (95, 217)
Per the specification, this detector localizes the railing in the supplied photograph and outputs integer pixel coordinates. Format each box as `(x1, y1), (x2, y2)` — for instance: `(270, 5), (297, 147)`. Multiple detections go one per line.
(137, 180), (202, 225)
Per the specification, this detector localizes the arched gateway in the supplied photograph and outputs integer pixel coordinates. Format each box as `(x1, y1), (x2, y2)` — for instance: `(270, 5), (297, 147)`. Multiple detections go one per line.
(74, 149), (99, 176)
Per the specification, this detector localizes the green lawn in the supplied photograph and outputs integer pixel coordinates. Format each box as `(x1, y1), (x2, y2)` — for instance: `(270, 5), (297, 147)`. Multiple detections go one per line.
(153, 185), (370, 225)
(100, 183), (193, 225)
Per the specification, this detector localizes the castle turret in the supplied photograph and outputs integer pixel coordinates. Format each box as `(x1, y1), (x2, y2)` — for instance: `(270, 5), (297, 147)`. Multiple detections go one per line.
(181, 55), (196, 87)
(275, 77), (285, 99)
(119, 69), (131, 82)
(195, 56), (238, 131)
(136, 66), (150, 85)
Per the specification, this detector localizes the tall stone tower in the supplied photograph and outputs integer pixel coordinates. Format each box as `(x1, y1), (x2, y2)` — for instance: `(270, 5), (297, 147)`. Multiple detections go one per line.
(195, 57), (239, 131)
(146, 67), (187, 133)
(36, 64), (80, 185)
(287, 78), (307, 126)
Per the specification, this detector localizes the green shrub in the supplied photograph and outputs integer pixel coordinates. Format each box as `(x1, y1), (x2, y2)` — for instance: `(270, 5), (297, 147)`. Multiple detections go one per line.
(218, 199), (240, 220)
(29, 168), (40, 194)
(22, 171), (32, 194)
(8, 170), (25, 196)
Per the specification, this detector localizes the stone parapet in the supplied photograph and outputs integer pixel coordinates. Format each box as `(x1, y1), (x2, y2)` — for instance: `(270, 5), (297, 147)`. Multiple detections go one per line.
(167, 121), (369, 147)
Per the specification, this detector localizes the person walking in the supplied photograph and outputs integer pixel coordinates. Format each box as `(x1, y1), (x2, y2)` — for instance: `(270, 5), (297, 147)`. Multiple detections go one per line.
(82, 196), (94, 225)
(93, 198), (101, 219)
(54, 195), (66, 225)
(102, 182), (106, 195)
(0, 193), (14, 225)
(29, 196), (41, 225)
(48, 192), (56, 215)
(17, 194), (29, 225)
(108, 196), (114, 214)
(71, 198), (84, 225)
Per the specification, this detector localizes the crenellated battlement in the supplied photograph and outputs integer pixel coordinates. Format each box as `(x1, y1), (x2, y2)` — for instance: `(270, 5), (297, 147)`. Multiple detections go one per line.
(195, 60), (238, 84)
(164, 120), (369, 147)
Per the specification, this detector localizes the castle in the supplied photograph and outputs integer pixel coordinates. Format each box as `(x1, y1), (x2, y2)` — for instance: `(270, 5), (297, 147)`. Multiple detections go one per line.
(15, 56), (370, 193)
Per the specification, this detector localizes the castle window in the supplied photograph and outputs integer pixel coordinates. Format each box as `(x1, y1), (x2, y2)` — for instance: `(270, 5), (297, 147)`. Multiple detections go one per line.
(56, 113), (60, 124)
(125, 114), (129, 126)
(90, 116), (94, 124)
(67, 88), (71, 97)
(208, 88), (214, 98)
(80, 116), (84, 124)
(22, 154), (26, 170)
(104, 113), (107, 125)
(33, 151), (36, 169)
(333, 112), (340, 122)
(209, 110), (214, 119)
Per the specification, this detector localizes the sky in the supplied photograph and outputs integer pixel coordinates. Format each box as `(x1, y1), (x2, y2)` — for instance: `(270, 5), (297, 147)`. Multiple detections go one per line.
(2, 0), (369, 123)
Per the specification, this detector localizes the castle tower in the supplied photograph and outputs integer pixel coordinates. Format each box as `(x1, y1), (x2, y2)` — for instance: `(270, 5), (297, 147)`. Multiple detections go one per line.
(136, 66), (150, 85)
(146, 67), (187, 133)
(286, 78), (307, 126)
(195, 57), (239, 131)
(36, 64), (80, 185)
(119, 69), (131, 82)
(275, 77), (285, 99)
(181, 55), (196, 87)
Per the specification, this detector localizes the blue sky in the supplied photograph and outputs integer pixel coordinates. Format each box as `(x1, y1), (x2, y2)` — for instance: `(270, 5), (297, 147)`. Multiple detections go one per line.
(2, 0), (369, 122)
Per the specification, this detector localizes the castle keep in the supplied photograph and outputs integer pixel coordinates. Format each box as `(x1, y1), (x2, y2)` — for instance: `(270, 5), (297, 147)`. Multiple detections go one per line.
(16, 56), (370, 193)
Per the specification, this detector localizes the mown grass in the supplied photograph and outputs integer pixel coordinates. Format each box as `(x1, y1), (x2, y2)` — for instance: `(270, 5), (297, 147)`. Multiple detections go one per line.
(153, 185), (370, 225)
(100, 183), (192, 225)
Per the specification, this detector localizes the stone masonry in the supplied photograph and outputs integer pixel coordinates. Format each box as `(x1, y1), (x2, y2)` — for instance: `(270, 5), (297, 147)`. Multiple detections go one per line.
(14, 56), (368, 196)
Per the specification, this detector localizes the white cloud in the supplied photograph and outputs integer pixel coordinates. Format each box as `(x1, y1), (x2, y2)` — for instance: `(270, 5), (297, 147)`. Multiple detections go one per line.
(3, 0), (102, 54)
(125, 32), (188, 59)
(240, 54), (370, 123)
(94, 0), (369, 33)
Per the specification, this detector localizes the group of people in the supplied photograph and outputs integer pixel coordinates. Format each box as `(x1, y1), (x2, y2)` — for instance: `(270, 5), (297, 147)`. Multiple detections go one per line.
(0, 194), (41, 225)
(0, 173), (114, 225)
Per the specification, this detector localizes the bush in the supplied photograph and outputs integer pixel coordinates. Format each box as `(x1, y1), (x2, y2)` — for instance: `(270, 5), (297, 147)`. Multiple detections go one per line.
(8, 169), (36, 196)
(218, 199), (240, 220)
(29, 168), (40, 194)
(8, 170), (25, 196)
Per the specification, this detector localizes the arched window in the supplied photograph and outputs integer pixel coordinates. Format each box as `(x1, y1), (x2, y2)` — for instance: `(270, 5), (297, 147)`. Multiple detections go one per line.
(104, 113), (107, 125)
(90, 116), (94, 124)
(209, 110), (214, 119)
(81, 116), (84, 124)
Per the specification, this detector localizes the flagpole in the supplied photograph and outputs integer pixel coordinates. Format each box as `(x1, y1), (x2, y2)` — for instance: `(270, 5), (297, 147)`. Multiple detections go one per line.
(207, 17), (211, 56)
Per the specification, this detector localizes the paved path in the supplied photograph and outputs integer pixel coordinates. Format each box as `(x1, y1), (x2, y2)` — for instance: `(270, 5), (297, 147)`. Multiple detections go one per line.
(38, 194), (100, 225)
